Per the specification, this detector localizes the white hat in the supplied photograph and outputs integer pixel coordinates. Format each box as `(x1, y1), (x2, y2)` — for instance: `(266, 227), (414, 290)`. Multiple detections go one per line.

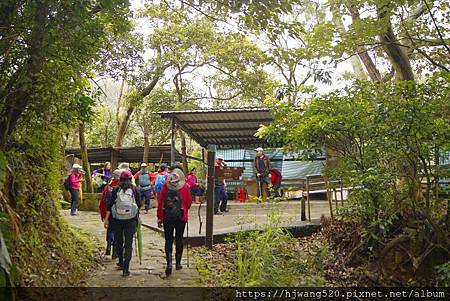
(256, 147), (264, 152)
(118, 162), (130, 169)
(141, 163), (147, 167)
(166, 168), (186, 191)
(216, 154), (224, 160)
(72, 163), (81, 169)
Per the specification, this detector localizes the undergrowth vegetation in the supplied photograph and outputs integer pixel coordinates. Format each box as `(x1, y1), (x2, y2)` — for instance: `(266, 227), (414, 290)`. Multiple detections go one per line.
(1, 133), (100, 286)
(195, 212), (329, 287)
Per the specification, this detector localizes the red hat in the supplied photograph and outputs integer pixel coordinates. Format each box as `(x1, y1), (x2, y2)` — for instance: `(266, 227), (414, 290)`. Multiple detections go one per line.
(120, 169), (132, 179)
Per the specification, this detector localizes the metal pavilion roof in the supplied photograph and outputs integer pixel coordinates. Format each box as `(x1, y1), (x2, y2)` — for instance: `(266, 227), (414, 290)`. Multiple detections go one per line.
(65, 145), (181, 163)
(159, 108), (281, 148)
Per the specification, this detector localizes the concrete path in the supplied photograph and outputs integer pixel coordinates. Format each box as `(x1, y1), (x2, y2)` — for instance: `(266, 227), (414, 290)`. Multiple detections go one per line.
(62, 210), (201, 287)
(139, 200), (333, 236)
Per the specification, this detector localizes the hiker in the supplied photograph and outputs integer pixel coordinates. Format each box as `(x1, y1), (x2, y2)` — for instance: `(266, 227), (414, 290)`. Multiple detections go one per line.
(157, 167), (192, 276)
(99, 169), (121, 257)
(186, 167), (204, 204)
(68, 163), (85, 216)
(253, 147), (271, 198)
(154, 163), (169, 201)
(118, 162), (136, 186)
(103, 170), (141, 277)
(270, 168), (282, 197)
(134, 163), (153, 213)
(92, 162), (112, 193)
(214, 154), (228, 214)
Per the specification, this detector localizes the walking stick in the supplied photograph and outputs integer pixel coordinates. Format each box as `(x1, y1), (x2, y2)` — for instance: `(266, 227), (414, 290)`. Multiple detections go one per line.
(198, 200), (203, 235)
(134, 234), (138, 257)
(186, 219), (190, 268)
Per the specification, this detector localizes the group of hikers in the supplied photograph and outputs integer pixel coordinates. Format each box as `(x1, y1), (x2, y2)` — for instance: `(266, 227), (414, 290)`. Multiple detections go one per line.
(66, 161), (202, 277)
(64, 146), (281, 278)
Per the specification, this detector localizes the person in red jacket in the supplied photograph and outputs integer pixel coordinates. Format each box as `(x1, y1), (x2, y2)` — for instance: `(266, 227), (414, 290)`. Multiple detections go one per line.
(99, 169), (121, 257)
(270, 168), (282, 197)
(157, 167), (192, 276)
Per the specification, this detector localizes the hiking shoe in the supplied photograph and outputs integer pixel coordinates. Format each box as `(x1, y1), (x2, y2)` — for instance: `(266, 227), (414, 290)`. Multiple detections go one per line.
(122, 271), (130, 277)
(116, 262), (123, 270)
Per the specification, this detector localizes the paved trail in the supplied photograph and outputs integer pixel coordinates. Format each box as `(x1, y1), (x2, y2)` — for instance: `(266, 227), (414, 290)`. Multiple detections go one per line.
(62, 210), (201, 287)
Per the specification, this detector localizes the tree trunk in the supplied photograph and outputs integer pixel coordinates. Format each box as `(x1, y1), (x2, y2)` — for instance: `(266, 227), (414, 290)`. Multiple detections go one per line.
(180, 130), (188, 174)
(79, 123), (93, 193)
(344, 3), (382, 82)
(331, 7), (367, 79)
(379, 26), (415, 81)
(70, 128), (79, 148)
(114, 106), (134, 148)
(377, 4), (415, 81)
(111, 148), (119, 170)
(116, 77), (126, 130)
(114, 72), (164, 149)
(143, 118), (150, 164)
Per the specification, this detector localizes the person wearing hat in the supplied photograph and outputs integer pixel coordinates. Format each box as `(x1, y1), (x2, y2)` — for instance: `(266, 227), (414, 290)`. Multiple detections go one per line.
(157, 168), (192, 276)
(118, 162), (136, 186)
(99, 169), (121, 257)
(253, 147), (272, 198)
(68, 163), (85, 216)
(104, 170), (141, 277)
(214, 154), (228, 214)
(133, 163), (153, 213)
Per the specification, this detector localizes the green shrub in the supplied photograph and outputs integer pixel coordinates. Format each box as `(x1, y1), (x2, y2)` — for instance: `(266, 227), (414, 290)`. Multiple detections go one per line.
(222, 211), (327, 287)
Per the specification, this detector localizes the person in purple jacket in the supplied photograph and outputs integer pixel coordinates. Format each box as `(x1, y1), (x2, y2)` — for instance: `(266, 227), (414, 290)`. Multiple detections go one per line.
(92, 161), (112, 193)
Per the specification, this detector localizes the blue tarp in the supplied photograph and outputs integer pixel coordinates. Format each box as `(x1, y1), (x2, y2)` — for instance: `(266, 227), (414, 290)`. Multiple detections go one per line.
(216, 148), (324, 180)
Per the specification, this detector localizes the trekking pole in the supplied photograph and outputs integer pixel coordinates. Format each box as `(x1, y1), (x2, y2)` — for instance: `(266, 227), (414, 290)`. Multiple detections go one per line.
(134, 234), (138, 257)
(186, 219), (190, 268)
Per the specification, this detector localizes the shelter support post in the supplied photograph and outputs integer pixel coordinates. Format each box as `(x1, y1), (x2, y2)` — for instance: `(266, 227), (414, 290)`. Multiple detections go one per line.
(306, 177), (311, 222)
(300, 196), (306, 221)
(205, 146), (216, 249)
(170, 118), (176, 165)
(326, 180), (334, 220)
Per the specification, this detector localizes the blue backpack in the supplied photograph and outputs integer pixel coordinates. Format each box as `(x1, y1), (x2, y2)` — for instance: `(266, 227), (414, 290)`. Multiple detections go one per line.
(154, 173), (167, 193)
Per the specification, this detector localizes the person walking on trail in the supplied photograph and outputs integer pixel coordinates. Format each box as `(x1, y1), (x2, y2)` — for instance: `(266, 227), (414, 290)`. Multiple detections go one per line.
(154, 163), (169, 201)
(68, 163), (84, 216)
(99, 169), (121, 257)
(134, 163), (153, 214)
(253, 147), (271, 198)
(270, 168), (282, 198)
(157, 167), (192, 277)
(118, 162), (136, 186)
(103, 170), (141, 277)
(214, 154), (228, 214)
(92, 162), (112, 193)
(187, 167), (204, 204)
